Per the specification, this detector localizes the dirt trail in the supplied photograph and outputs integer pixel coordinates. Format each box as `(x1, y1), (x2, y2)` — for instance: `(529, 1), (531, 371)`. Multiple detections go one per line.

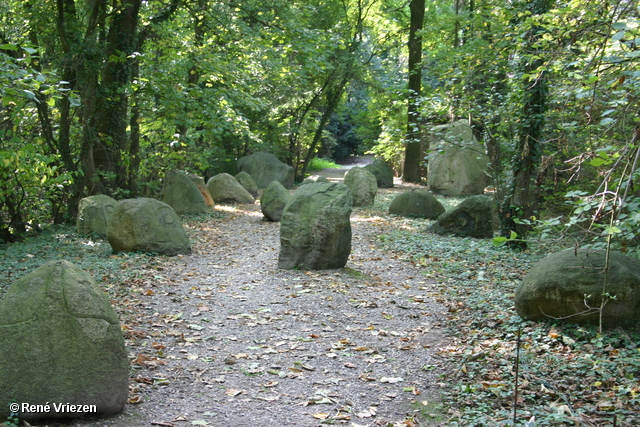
(68, 168), (448, 427)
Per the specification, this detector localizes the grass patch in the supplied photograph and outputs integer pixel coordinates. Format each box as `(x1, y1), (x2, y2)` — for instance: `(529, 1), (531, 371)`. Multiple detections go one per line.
(306, 157), (341, 173)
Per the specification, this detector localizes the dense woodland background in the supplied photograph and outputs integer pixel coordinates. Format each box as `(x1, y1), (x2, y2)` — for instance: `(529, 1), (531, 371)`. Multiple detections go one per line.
(0, 0), (638, 253)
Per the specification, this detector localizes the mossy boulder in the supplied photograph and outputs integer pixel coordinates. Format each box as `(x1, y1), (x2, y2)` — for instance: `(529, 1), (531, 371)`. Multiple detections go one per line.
(238, 152), (295, 189)
(260, 181), (291, 222)
(206, 173), (255, 204)
(187, 173), (215, 207)
(0, 260), (128, 420)
(106, 198), (191, 256)
(235, 171), (259, 198)
(364, 159), (394, 188)
(388, 190), (445, 219)
(427, 195), (494, 238)
(279, 183), (352, 270)
(344, 167), (377, 207)
(76, 195), (117, 235)
(515, 249), (640, 327)
(427, 120), (490, 196)
(160, 170), (209, 214)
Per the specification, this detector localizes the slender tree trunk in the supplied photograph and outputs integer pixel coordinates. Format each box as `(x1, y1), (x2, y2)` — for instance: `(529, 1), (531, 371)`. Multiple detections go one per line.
(500, 0), (550, 249)
(403, 0), (425, 183)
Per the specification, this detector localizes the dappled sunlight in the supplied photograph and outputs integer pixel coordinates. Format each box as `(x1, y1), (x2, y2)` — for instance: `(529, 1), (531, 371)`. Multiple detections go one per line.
(214, 204), (263, 217)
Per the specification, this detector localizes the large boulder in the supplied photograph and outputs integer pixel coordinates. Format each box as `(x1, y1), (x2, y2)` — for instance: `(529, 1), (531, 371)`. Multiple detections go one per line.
(427, 120), (490, 196)
(235, 171), (259, 198)
(160, 170), (209, 214)
(260, 181), (291, 222)
(389, 190), (445, 219)
(238, 152), (294, 189)
(364, 159), (394, 188)
(0, 260), (128, 420)
(344, 167), (377, 207)
(206, 173), (255, 204)
(76, 195), (117, 235)
(427, 195), (494, 238)
(187, 173), (215, 207)
(515, 249), (640, 327)
(279, 183), (352, 270)
(107, 198), (191, 256)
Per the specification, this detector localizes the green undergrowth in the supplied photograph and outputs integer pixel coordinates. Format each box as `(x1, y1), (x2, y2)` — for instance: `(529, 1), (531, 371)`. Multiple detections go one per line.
(376, 208), (640, 426)
(306, 157), (342, 173)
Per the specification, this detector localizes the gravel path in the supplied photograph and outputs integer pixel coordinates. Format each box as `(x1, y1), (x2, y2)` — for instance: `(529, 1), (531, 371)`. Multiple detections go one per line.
(65, 167), (449, 427)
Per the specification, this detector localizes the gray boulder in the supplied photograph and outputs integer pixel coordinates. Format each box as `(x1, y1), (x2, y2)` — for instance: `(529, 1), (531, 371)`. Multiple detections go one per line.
(0, 260), (128, 420)
(427, 120), (490, 196)
(300, 176), (330, 186)
(344, 167), (377, 207)
(235, 171), (259, 197)
(76, 195), (117, 235)
(279, 183), (352, 270)
(238, 152), (294, 189)
(427, 195), (494, 238)
(206, 173), (255, 204)
(364, 159), (394, 188)
(261, 181), (292, 222)
(160, 170), (209, 214)
(187, 173), (215, 207)
(515, 249), (640, 327)
(389, 190), (445, 219)
(107, 198), (191, 256)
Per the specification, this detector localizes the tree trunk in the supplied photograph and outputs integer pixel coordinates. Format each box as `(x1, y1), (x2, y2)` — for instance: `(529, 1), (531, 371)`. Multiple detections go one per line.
(92, 0), (142, 194)
(403, 0), (425, 183)
(500, 0), (550, 249)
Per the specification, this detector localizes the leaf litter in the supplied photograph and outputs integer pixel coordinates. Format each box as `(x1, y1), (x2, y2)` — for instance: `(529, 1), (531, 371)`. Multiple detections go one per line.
(3, 176), (637, 426)
(31, 184), (448, 427)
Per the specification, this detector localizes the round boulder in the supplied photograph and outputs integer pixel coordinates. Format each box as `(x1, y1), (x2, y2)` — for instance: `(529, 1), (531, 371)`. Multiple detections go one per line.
(389, 190), (445, 219)
(427, 195), (494, 238)
(260, 181), (292, 222)
(344, 167), (377, 207)
(0, 260), (128, 420)
(106, 198), (191, 256)
(235, 171), (259, 198)
(515, 249), (640, 327)
(206, 173), (255, 204)
(279, 183), (352, 270)
(364, 159), (394, 188)
(76, 195), (117, 235)
(238, 152), (295, 189)
(160, 170), (209, 214)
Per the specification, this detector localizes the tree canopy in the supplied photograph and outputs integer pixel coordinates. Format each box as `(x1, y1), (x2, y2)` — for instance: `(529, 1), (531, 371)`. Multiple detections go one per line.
(0, 0), (638, 250)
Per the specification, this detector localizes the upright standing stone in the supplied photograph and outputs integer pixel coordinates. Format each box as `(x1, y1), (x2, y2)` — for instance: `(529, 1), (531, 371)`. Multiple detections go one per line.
(107, 198), (191, 256)
(344, 167), (378, 206)
(0, 260), (128, 420)
(278, 183), (352, 270)
(427, 120), (490, 196)
(260, 181), (292, 222)
(160, 170), (209, 214)
(76, 195), (117, 235)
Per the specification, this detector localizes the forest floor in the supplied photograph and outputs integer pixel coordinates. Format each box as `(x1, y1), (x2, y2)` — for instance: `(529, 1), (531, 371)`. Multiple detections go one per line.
(2, 159), (640, 427)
